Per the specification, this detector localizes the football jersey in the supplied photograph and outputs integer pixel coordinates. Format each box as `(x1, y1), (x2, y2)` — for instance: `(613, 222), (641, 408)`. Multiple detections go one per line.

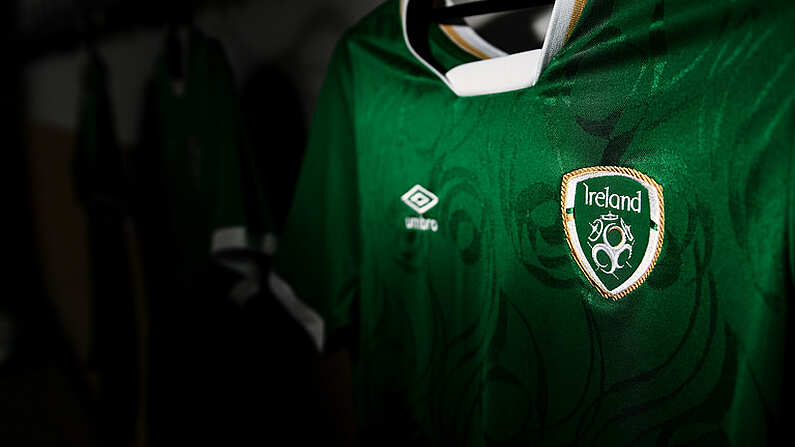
(275, 0), (795, 445)
(134, 27), (272, 442)
(135, 28), (270, 284)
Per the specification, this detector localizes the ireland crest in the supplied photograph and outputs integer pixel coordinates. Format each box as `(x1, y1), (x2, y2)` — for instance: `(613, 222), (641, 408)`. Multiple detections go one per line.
(561, 166), (664, 300)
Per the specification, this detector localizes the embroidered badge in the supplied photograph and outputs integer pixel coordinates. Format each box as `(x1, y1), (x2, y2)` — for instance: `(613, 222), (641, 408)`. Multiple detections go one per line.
(561, 166), (664, 300)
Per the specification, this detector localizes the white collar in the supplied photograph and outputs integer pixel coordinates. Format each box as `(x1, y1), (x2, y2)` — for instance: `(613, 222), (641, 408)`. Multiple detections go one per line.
(400, 0), (582, 97)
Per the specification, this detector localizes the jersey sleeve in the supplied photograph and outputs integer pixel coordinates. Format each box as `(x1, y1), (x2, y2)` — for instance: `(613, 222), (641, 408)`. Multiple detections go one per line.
(272, 39), (360, 352)
(204, 35), (273, 255)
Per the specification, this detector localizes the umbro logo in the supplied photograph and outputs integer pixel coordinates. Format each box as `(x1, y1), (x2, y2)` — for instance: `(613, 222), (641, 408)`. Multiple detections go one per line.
(401, 184), (438, 214)
(401, 184), (439, 232)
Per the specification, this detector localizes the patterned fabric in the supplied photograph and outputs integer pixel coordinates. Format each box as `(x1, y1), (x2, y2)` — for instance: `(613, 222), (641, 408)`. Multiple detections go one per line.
(276, 0), (795, 444)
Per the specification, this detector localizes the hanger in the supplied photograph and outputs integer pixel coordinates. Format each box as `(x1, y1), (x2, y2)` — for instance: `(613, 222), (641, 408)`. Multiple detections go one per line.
(166, 1), (194, 94)
(166, 25), (184, 85)
(429, 0), (554, 24)
(78, 0), (100, 62)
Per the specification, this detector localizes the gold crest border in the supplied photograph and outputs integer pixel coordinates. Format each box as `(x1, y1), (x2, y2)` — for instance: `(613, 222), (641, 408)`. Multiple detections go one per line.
(560, 166), (665, 301)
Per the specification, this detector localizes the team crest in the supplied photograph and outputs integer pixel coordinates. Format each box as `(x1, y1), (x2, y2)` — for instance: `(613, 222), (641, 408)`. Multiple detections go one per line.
(561, 166), (664, 300)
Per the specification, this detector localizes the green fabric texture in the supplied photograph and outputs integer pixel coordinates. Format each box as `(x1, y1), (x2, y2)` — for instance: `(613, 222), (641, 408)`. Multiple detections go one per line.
(276, 0), (795, 444)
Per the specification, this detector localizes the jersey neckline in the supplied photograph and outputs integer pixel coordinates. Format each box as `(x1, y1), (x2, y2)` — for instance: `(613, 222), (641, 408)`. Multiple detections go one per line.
(400, 0), (587, 97)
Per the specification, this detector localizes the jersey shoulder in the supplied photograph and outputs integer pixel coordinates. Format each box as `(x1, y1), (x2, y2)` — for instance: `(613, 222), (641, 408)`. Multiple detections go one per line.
(334, 1), (424, 82)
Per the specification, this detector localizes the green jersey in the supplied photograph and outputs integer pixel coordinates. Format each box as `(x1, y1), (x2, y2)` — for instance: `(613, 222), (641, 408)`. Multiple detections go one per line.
(275, 0), (795, 445)
(135, 28), (272, 443)
(136, 28), (270, 289)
